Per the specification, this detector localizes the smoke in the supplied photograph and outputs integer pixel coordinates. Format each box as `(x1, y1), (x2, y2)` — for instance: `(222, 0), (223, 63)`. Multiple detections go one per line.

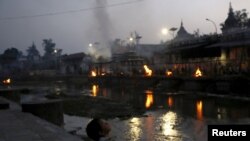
(88, 0), (114, 60)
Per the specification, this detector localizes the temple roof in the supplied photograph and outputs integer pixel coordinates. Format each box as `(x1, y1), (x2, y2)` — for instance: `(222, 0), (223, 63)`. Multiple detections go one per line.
(222, 2), (238, 33)
(175, 21), (193, 40)
(61, 52), (86, 62)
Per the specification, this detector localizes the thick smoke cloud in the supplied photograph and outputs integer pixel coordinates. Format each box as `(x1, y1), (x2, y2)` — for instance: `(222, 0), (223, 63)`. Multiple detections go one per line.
(88, 0), (114, 60)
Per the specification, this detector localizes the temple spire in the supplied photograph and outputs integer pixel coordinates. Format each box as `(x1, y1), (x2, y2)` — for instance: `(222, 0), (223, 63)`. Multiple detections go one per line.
(175, 20), (193, 40)
(221, 2), (238, 33)
(228, 2), (234, 17)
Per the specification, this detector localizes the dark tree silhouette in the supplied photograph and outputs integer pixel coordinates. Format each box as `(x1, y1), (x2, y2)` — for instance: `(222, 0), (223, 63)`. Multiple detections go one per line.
(234, 9), (249, 28)
(221, 9), (250, 30)
(27, 42), (40, 61)
(1, 47), (22, 64)
(42, 38), (56, 59)
(41, 38), (57, 69)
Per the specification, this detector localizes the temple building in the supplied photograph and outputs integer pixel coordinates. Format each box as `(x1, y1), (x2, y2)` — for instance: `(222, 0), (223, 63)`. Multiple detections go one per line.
(64, 3), (250, 78)
(60, 53), (92, 75)
(221, 2), (239, 34)
(164, 3), (250, 77)
(174, 21), (194, 41)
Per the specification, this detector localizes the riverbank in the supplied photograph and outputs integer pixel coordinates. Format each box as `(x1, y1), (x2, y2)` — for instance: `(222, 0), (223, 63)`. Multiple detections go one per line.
(0, 96), (83, 141)
(1, 78), (250, 141)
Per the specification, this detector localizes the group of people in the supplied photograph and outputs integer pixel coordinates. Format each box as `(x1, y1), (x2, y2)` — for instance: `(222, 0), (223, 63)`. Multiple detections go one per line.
(86, 118), (113, 141)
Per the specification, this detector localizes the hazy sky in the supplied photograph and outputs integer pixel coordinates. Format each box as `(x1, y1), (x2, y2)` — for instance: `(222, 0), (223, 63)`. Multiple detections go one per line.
(0, 0), (250, 55)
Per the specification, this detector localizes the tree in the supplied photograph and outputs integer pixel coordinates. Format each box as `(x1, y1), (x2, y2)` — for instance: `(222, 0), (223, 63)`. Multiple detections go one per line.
(1, 47), (22, 64)
(27, 42), (40, 61)
(221, 9), (250, 30)
(234, 9), (249, 28)
(42, 38), (56, 59)
(41, 38), (58, 69)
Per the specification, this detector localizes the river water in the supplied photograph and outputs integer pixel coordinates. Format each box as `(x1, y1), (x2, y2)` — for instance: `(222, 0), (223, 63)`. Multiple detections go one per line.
(53, 82), (250, 141)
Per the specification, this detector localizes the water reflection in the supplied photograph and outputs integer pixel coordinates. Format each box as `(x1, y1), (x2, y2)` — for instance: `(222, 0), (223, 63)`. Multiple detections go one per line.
(81, 84), (250, 121)
(19, 82), (250, 141)
(167, 96), (173, 108)
(92, 84), (98, 97)
(196, 100), (203, 120)
(145, 115), (154, 141)
(161, 111), (179, 137)
(91, 84), (111, 98)
(129, 118), (142, 140)
(51, 81), (250, 120)
(145, 90), (154, 109)
(102, 87), (108, 97)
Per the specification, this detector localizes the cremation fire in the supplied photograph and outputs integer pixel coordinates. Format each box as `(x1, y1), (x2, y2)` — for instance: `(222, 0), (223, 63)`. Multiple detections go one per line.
(143, 65), (152, 77)
(3, 78), (11, 84)
(91, 71), (97, 77)
(166, 70), (173, 77)
(195, 68), (202, 77)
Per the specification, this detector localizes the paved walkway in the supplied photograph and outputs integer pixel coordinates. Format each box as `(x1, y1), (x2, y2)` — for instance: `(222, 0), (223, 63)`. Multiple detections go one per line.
(0, 97), (83, 141)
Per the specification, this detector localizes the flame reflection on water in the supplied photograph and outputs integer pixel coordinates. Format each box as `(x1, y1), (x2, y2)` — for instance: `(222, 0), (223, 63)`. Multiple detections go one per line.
(168, 96), (173, 108)
(128, 117), (142, 140)
(161, 111), (178, 137)
(196, 100), (203, 120)
(50, 82), (250, 140)
(92, 85), (98, 97)
(145, 90), (154, 109)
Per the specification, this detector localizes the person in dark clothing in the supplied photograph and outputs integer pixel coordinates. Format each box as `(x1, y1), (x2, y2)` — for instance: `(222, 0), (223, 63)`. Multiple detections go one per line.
(86, 118), (111, 141)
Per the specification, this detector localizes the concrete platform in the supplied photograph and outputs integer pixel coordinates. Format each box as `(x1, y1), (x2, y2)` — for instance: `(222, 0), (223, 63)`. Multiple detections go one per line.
(0, 97), (9, 110)
(0, 96), (83, 141)
(0, 110), (83, 141)
(0, 96), (21, 111)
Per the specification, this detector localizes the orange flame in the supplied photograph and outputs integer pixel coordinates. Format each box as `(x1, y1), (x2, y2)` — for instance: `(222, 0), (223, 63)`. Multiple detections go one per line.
(91, 71), (97, 77)
(196, 100), (203, 120)
(195, 68), (202, 77)
(145, 90), (154, 109)
(166, 70), (173, 77)
(143, 65), (152, 77)
(3, 78), (11, 84)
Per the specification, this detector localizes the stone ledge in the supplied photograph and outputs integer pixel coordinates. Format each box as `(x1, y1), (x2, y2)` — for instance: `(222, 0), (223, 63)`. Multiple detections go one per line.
(0, 110), (83, 141)
(0, 97), (10, 110)
(21, 99), (64, 126)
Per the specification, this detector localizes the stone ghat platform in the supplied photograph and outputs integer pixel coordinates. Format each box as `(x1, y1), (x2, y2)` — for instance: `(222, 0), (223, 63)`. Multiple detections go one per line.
(0, 96), (83, 141)
(0, 110), (83, 141)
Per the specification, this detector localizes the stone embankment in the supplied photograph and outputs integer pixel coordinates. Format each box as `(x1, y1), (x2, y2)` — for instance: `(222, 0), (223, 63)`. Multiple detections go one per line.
(0, 88), (83, 141)
(0, 110), (83, 141)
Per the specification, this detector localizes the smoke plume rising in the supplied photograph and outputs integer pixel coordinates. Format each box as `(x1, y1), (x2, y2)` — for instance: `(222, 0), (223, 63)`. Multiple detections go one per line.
(88, 0), (114, 60)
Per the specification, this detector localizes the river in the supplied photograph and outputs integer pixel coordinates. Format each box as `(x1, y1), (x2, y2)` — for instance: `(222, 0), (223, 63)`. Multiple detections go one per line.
(48, 81), (250, 141)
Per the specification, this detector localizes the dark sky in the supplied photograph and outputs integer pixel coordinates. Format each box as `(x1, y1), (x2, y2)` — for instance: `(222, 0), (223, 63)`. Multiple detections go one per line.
(0, 0), (249, 55)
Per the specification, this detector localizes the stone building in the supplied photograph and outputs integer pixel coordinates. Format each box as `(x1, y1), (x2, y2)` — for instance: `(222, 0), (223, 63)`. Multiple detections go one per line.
(60, 53), (92, 75)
